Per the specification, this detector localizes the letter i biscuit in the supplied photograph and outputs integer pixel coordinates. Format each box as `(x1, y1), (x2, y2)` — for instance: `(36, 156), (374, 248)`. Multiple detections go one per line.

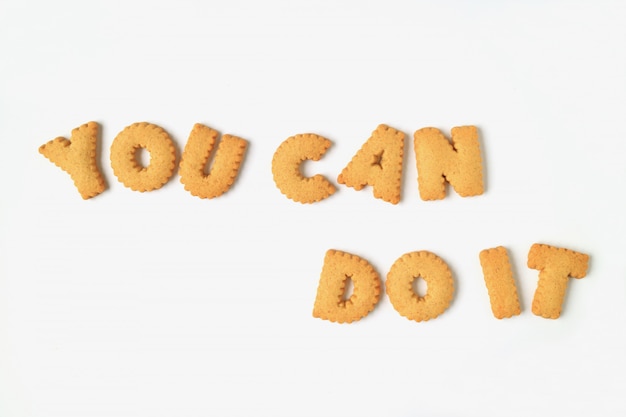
(479, 246), (521, 319)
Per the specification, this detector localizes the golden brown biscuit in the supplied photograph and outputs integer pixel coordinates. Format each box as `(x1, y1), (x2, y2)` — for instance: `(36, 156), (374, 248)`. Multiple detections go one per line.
(38, 121), (106, 199)
(413, 126), (483, 200)
(479, 246), (521, 319)
(337, 124), (404, 204)
(386, 251), (454, 322)
(272, 133), (336, 203)
(179, 123), (248, 199)
(528, 243), (589, 319)
(312, 249), (382, 323)
(110, 122), (177, 192)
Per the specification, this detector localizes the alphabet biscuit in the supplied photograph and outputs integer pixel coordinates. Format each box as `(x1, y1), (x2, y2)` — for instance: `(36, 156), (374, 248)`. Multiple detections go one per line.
(337, 124), (404, 204)
(313, 249), (382, 323)
(528, 243), (589, 319)
(38, 121), (106, 199)
(479, 246), (521, 319)
(110, 122), (177, 192)
(413, 125), (483, 200)
(272, 133), (336, 203)
(386, 251), (454, 322)
(179, 123), (248, 199)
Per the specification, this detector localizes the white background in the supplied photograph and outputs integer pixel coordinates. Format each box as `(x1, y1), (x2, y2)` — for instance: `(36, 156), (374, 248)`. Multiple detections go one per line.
(1, 1), (625, 416)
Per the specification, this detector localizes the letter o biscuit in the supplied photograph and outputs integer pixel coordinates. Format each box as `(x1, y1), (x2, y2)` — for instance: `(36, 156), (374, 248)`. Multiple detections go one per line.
(386, 251), (454, 322)
(110, 122), (177, 192)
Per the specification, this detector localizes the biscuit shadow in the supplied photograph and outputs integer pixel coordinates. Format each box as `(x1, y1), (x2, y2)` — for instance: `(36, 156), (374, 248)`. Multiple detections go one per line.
(166, 125), (183, 179)
(400, 128), (413, 204)
(476, 125), (488, 195)
(505, 245), (526, 310)
(95, 121), (109, 193)
(228, 136), (250, 194)
(444, 256), (461, 312)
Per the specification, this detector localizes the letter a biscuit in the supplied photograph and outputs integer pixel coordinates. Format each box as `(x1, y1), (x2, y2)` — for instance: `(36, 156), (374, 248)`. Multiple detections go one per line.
(337, 124), (404, 204)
